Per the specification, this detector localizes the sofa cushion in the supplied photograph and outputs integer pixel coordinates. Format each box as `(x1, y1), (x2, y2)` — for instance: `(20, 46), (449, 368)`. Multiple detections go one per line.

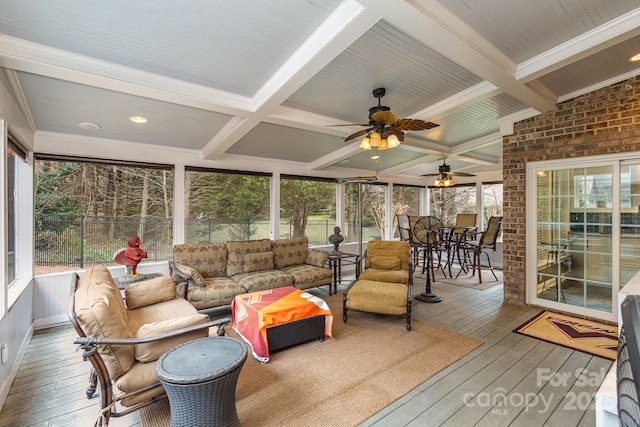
(271, 236), (309, 269)
(232, 270), (295, 292)
(134, 313), (210, 362)
(187, 277), (246, 310)
(243, 251), (274, 273)
(279, 264), (332, 288)
(306, 249), (329, 268)
(226, 239), (272, 276)
(74, 265), (134, 381)
(171, 262), (207, 288)
(172, 243), (228, 277)
(371, 255), (401, 270)
(125, 276), (176, 309)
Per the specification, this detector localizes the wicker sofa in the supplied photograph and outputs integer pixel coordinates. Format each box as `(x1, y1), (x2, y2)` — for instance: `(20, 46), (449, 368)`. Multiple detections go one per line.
(169, 236), (332, 310)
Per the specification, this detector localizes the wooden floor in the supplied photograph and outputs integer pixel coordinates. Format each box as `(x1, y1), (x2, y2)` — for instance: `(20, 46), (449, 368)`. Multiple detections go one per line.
(0, 272), (613, 427)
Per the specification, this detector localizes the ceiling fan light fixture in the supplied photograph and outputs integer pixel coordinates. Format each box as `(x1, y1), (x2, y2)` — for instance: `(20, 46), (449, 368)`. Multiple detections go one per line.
(387, 134), (400, 147)
(378, 139), (389, 150)
(359, 137), (371, 150)
(369, 132), (381, 147)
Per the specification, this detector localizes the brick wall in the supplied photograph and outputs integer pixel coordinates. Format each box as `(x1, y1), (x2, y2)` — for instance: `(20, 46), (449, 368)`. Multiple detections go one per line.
(503, 75), (640, 305)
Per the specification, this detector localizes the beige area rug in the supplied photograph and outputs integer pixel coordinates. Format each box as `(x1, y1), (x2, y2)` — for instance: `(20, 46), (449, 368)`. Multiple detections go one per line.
(416, 267), (503, 290)
(514, 311), (618, 361)
(139, 295), (483, 427)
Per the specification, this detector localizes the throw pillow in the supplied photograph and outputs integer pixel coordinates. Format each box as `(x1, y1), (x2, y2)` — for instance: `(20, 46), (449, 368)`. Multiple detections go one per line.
(134, 314), (210, 362)
(171, 262), (207, 287)
(125, 276), (176, 309)
(371, 255), (401, 270)
(307, 249), (329, 268)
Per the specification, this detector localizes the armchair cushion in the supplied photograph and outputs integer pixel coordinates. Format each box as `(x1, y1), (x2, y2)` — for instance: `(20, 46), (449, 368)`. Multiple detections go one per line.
(134, 313), (210, 362)
(358, 268), (410, 285)
(307, 249), (329, 268)
(125, 276), (177, 309)
(371, 255), (401, 270)
(344, 279), (409, 315)
(75, 265), (135, 380)
(171, 261), (207, 288)
(364, 240), (410, 270)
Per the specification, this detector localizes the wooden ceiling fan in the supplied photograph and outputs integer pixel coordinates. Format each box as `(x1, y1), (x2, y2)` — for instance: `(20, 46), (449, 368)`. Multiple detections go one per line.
(331, 88), (439, 147)
(421, 159), (475, 187)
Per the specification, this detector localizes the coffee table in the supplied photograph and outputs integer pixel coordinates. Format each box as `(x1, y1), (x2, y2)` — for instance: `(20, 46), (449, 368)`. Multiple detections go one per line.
(231, 286), (333, 362)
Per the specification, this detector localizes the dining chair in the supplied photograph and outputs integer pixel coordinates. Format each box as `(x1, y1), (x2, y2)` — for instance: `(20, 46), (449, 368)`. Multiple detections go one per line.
(412, 216), (447, 280)
(456, 216), (503, 283)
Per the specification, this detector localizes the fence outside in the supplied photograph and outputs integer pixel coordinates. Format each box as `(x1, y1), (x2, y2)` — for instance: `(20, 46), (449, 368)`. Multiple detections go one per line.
(35, 214), (381, 268)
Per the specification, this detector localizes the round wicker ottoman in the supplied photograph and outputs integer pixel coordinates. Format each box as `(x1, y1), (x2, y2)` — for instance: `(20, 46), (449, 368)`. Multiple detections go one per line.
(156, 336), (247, 427)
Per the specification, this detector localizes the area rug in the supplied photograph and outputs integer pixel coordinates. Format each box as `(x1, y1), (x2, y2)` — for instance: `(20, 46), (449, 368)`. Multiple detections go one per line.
(139, 295), (483, 427)
(415, 267), (503, 290)
(513, 310), (618, 360)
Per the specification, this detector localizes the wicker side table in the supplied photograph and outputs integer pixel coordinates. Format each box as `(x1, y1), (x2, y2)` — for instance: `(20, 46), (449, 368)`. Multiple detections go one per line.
(156, 337), (247, 427)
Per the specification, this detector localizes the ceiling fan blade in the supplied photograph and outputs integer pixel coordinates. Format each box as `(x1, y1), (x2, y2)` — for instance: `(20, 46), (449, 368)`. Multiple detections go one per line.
(382, 129), (405, 141)
(420, 173), (441, 177)
(447, 171), (476, 177)
(344, 128), (373, 142)
(392, 119), (440, 132)
(370, 110), (398, 125)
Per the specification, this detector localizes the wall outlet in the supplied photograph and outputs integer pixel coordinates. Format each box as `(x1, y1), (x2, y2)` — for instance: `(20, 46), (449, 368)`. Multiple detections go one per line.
(1, 344), (7, 364)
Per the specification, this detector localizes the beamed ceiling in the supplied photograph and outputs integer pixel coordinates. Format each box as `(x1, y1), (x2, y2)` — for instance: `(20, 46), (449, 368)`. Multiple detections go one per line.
(1, 0), (640, 179)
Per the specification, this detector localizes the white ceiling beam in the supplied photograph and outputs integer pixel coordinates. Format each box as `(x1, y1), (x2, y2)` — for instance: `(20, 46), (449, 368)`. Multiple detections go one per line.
(0, 35), (254, 117)
(371, 0), (557, 112)
(497, 108), (540, 135)
(411, 81), (502, 121)
(450, 132), (502, 155)
(202, 0), (378, 159)
(516, 8), (640, 83)
(378, 155), (440, 176)
(308, 141), (363, 170)
(451, 152), (499, 166)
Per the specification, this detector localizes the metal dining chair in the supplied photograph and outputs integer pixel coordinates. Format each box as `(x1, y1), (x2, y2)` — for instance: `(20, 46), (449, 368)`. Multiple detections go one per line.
(456, 216), (503, 283)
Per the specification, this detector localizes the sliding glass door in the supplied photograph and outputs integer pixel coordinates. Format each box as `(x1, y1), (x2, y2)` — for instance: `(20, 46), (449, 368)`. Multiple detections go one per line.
(529, 162), (616, 319)
(620, 163), (640, 287)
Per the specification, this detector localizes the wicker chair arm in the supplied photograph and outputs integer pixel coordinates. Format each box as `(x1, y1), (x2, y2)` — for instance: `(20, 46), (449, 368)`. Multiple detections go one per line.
(168, 259), (190, 298)
(74, 317), (229, 347)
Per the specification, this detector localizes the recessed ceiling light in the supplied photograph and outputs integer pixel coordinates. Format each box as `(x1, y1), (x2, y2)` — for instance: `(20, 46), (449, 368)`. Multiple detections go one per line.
(630, 53), (640, 62)
(129, 116), (148, 123)
(78, 121), (101, 130)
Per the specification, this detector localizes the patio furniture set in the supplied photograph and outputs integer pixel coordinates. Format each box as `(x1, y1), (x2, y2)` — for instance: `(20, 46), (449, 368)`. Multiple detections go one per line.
(68, 223), (499, 425)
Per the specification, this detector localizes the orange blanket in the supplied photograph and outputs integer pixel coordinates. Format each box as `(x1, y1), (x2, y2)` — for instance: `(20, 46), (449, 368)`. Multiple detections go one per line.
(231, 286), (333, 362)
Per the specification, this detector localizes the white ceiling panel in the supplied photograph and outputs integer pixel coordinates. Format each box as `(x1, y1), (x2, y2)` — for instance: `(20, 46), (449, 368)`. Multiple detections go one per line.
(442, 0), (640, 63)
(17, 72), (232, 150)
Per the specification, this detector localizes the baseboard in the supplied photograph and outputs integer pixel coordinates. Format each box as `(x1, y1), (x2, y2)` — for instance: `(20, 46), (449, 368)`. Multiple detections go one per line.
(34, 314), (69, 330)
(0, 322), (34, 412)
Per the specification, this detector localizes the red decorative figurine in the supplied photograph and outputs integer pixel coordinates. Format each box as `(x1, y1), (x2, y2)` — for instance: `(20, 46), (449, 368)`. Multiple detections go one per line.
(114, 235), (148, 279)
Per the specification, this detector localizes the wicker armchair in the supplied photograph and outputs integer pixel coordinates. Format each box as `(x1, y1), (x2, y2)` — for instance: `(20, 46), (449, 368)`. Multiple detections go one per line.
(343, 240), (412, 331)
(68, 265), (229, 426)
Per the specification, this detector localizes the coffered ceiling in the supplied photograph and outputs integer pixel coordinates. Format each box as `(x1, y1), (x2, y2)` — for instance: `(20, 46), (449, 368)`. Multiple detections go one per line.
(1, 0), (640, 179)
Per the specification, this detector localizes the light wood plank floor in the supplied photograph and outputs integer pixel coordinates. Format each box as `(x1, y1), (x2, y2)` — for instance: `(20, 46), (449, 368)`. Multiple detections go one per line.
(0, 273), (613, 427)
